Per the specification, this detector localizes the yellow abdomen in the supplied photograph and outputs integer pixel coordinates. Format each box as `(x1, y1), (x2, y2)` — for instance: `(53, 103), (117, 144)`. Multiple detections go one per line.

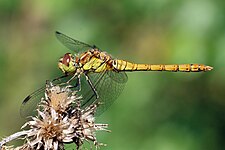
(113, 59), (213, 72)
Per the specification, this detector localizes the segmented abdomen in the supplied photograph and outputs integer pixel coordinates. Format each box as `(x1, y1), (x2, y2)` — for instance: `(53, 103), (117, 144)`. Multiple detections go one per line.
(113, 59), (213, 72)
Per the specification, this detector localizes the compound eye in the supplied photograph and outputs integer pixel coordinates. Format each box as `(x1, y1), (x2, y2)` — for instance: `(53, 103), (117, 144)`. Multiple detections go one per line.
(62, 53), (71, 66)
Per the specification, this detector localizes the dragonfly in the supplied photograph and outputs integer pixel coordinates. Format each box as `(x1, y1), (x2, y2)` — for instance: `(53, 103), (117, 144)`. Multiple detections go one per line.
(20, 31), (213, 117)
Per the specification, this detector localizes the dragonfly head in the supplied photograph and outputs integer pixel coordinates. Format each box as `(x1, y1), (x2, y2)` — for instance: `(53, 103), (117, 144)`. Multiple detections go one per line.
(58, 53), (76, 75)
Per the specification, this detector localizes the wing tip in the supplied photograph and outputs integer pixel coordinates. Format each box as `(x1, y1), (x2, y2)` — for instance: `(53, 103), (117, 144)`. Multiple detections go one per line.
(22, 95), (31, 104)
(55, 31), (61, 35)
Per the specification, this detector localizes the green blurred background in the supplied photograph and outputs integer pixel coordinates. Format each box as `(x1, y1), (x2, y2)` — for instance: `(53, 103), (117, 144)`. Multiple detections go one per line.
(0, 0), (224, 149)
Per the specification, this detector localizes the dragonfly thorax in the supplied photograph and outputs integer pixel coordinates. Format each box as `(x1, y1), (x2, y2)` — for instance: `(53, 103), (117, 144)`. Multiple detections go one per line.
(58, 53), (77, 75)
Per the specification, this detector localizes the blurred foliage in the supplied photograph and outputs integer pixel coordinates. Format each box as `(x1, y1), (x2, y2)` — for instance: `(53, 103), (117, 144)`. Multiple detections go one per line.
(0, 0), (224, 149)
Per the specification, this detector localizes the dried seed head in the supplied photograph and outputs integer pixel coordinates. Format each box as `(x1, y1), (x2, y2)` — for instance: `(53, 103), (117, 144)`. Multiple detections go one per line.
(20, 82), (109, 150)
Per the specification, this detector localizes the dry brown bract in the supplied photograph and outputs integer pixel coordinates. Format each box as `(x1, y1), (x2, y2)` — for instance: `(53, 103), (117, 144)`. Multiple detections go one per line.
(0, 82), (109, 150)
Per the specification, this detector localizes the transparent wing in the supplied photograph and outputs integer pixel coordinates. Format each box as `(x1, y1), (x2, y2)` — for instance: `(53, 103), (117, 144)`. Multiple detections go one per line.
(55, 31), (96, 53)
(20, 76), (74, 117)
(20, 86), (45, 117)
(79, 71), (128, 116)
(20, 71), (128, 117)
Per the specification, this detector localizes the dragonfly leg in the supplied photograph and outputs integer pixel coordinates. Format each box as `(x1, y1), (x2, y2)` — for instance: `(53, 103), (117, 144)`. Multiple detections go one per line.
(77, 75), (81, 91)
(60, 73), (81, 91)
(85, 74), (99, 99)
(60, 75), (80, 91)
(70, 74), (81, 91)
(66, 72), (78, 84)
(52, 75), (68, 82)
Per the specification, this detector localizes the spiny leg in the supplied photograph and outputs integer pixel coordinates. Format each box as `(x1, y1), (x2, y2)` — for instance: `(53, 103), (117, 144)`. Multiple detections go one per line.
(48, 75), (70, 88)
(52, 73), (81, 90)
(80, 72), (107, 108)
(85, 74), (99, 99)
(52, 75), (68, 82)
(66, 74), (81, 90)
(66, 72), (78, 84)
(73, 74), (81, 91)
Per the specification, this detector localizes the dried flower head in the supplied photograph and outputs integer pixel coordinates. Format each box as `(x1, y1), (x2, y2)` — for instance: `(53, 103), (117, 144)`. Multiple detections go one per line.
(0, 82), (109, 150)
